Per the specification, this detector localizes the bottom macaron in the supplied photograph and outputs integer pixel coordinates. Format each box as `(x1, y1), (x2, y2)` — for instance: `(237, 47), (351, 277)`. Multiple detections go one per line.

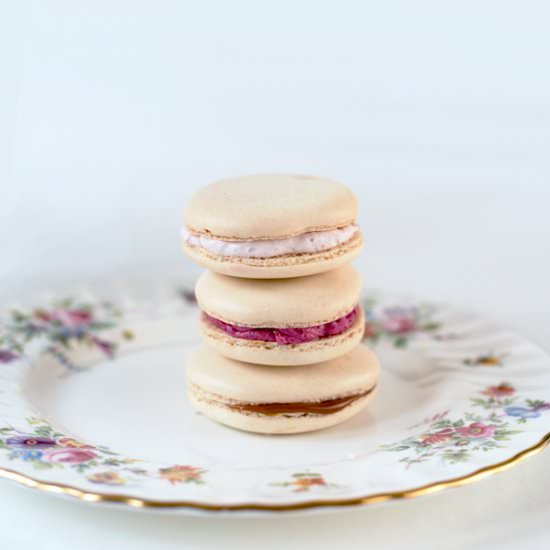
(186, 345), (380, 435)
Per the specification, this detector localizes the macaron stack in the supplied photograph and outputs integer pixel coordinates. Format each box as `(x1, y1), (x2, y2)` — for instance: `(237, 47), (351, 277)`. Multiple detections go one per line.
(181, 175), (379, 434)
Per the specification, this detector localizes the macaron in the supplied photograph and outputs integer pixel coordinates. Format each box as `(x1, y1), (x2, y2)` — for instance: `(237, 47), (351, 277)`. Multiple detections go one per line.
(194, 265), (365, 366)
(186, 344), (379, 434)
(181, 174), (363, 278)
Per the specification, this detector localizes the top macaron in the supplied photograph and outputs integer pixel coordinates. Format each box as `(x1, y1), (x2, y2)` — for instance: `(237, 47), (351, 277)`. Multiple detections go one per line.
(181, 174), (363, 278)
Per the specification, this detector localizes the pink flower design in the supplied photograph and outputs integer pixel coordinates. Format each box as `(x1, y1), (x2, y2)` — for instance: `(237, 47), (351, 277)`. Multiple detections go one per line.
(380, 312), (417, 334)
(363, 322), (378, 339)
(90, 336), (116, 357)
(52, 309), (93, 328)
(430, 411), (450, 423)
(421, 427), (454, 445)
(35, 308), (92, 328)
(455, 422), (496, 439)
(0, 349), (19, 363)
(290, 476), (326, 492)
(481, 383), (515, 398)
(44, 448), (97, 463)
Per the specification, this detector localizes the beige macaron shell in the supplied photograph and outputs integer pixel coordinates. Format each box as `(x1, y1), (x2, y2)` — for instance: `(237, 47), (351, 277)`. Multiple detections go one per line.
(200, 311), (364, 366)
(187, 387), (377, 435)
(195, 265), (361, 327)
(186, 344), (379, 404)
(181, 231), (363, 278)
(183, 174), (358, 240)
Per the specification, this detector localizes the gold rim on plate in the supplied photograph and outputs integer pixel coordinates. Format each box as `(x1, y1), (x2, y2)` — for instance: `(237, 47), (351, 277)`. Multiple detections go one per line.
(1, 432), (548, 512)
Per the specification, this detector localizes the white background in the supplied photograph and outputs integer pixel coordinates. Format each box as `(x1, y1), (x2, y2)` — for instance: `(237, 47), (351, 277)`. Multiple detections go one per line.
(1, 1), (549, 548)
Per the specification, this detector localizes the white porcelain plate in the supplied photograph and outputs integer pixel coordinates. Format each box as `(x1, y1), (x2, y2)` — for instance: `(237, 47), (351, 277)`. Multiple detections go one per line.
(1, 285), (549, 515)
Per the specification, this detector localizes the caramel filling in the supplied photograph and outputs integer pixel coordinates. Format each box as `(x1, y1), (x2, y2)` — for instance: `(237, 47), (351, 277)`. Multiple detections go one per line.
(227, 387), (374, 416)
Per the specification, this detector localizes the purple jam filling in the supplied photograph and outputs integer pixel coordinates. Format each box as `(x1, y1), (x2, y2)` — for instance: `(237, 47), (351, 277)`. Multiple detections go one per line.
(203, 306), (360, 345)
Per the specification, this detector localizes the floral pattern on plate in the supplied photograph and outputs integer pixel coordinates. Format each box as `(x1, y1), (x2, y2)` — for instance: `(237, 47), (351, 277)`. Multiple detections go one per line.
(463, 352), (508, 367)
(0, 299), (133, 369)
(361, 299), (442, 348)
(159, 465), (206, 485)
(0, 418), (205, 487)
(269, 472), (336, 492)
(382, 383), (550, 467)
(0, 418), (145, 474)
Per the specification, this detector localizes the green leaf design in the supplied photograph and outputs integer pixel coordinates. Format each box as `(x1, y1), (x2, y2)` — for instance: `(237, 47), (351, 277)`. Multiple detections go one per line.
(34, 426), (53, 437)
(527, 399), (547, 408)
(32, 461), (54, 470)
(394, 337), (408, 348)
(421, 322), (441, 331)
(88, 321), (116, 331)
(26, 417), (45, 425)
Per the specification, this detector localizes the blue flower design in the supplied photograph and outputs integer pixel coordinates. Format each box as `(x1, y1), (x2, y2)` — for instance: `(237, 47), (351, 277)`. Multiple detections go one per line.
(56, 326), (88, 339)
(504, 406), (541, 419)
(22, 450), (43, 461)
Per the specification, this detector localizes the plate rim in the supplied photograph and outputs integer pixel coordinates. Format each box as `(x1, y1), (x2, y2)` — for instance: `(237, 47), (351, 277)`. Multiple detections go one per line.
(0, 432), (548, 512)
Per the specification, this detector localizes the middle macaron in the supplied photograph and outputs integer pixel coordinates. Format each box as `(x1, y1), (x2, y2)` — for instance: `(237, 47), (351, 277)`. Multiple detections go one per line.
(194, 265), (365, 366)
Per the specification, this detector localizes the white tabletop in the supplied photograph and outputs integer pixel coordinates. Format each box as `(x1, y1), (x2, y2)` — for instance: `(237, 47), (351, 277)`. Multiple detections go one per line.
(1, 1), (549, 547)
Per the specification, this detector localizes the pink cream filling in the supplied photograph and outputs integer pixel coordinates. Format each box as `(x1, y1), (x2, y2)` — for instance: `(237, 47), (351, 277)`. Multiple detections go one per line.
(203, 306), (360, 345)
